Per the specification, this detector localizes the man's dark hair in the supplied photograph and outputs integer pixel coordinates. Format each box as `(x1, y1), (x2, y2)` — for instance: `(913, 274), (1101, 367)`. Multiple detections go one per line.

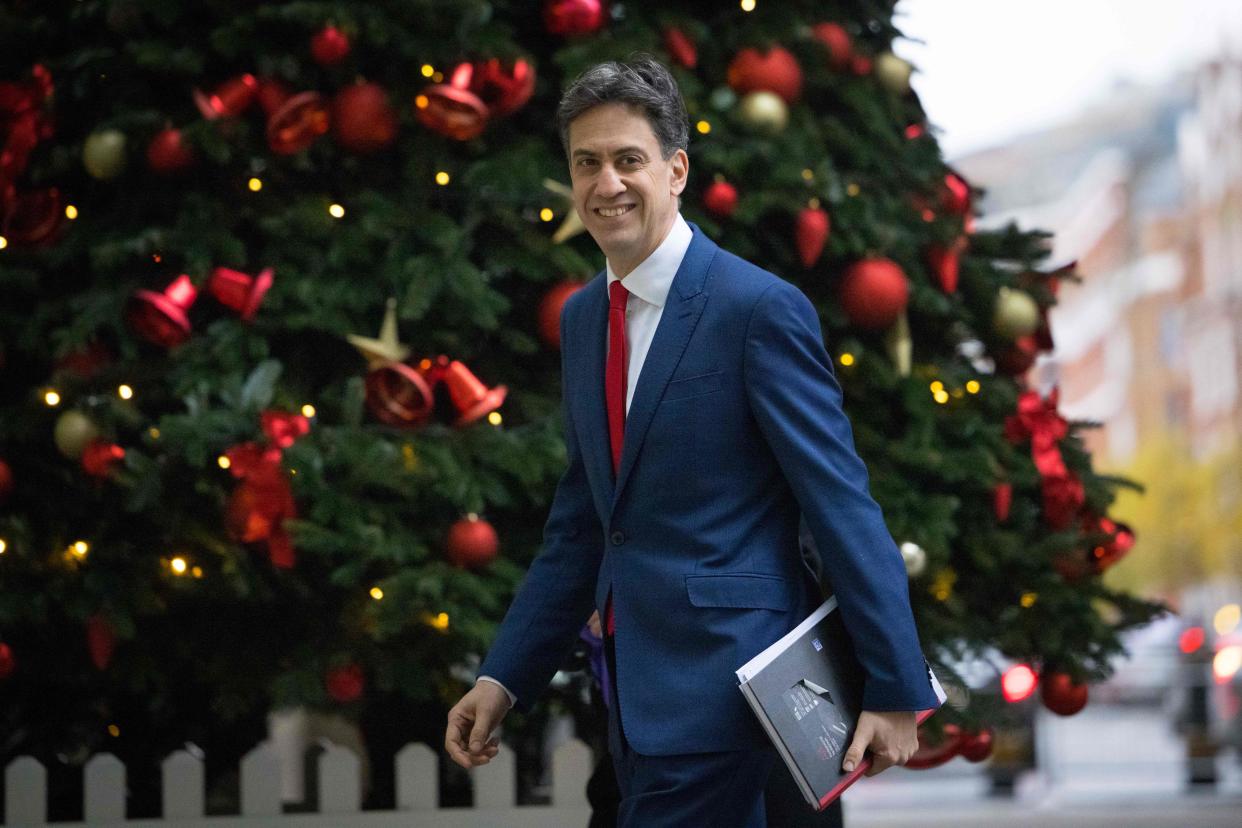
(556, 54), (690, 160)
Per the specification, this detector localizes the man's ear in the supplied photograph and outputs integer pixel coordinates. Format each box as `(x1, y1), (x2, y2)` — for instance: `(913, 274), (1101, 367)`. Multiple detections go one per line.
(669, 148), (689, 196)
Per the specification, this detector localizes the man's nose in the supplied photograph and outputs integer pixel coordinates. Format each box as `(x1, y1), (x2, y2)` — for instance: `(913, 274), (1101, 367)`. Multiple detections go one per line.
(596, 164), (625, 198)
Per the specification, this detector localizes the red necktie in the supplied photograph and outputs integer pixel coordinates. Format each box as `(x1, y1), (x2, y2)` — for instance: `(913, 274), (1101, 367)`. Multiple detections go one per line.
(605, 279), (628, 636)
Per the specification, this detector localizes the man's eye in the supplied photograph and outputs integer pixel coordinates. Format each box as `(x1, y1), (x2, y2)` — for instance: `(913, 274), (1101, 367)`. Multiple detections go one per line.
(621, 156), (641, 166)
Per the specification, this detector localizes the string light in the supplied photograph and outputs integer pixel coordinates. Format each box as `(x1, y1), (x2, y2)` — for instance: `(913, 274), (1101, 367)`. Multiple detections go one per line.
(434, 171), (450, 186)
(43, 389), (61, 406)
(107, 724), (120, 737)
(170, 557), (188, 575)
(117, 384), (134, 400)
(370, 586), (384, 600)
(248, 177), (263, 192)
(65, 205), (79, 219)
(801, 168), (814, 182)
(217, 455), (231, 470)
(741, 0), (756, 10)
(966, 380), (981, 394)
(152, 253), (162, 263)
(414, 94), (429, 110)
(695, 120), (711, 134)
(1020, 592), (1038, 608)
(846, 183), (861, 197)
(0, 539), (7, 554)
(0, 236), (7, 250)
(951, 388), (965, 399)
(430, 612), (450, 631)
(839, 353), (855, 367)
(301, 404), (316, 418)
(933, 390), (949, 404)
(148, 427), (161, 440)
(192, 566), (203, 578)
(71, 540), (90, 559)
(432, 71), (444, 83)
(487, 411), (503, 426)
(419, 358), (432, 371)
(929, 381), (944, 393)
(539, 207), (554, 222)
(420, 64), (435, 78)
(328, 203), (345, 218)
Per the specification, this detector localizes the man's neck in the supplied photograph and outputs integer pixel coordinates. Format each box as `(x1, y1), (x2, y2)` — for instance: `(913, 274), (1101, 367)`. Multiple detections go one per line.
(609, 212), (678, 279)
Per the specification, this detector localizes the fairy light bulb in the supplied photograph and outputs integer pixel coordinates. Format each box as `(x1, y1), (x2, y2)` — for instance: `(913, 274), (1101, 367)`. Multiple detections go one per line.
(328, 203), (345, 218)
(44, 390), (61, 406)
(118, 384), (133, 400)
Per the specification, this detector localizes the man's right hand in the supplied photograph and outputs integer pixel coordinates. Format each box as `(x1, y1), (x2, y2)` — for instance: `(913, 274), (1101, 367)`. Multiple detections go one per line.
(445, 680), (511, 769)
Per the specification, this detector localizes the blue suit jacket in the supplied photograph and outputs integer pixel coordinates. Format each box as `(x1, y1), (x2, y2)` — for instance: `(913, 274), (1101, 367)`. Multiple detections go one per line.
(479, 225), (939, 755)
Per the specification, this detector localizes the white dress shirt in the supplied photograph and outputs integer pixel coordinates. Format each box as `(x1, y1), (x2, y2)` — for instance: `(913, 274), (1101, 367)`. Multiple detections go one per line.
(478, 213), (694, 709)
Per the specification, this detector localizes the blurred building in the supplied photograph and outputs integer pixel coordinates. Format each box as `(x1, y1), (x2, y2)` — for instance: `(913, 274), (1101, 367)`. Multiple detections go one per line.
(952, 58), (1242, 594)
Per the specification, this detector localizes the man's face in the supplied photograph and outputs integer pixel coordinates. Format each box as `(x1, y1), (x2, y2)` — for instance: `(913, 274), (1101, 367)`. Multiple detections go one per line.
(567, 103), (689, 277)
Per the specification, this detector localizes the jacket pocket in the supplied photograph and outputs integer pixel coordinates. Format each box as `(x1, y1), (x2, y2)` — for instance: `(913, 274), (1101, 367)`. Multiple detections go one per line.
(685, 573), (796, 610)
(662, 370), (723, 402)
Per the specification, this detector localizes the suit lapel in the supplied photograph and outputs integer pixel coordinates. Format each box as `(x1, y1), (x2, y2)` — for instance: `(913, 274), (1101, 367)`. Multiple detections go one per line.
(611, 226), (717, 513)
(570, 274), (616, 512)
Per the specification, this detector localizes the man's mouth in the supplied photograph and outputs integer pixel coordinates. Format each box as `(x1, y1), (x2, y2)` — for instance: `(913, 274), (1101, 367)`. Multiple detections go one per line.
(595, 204), (636, 218)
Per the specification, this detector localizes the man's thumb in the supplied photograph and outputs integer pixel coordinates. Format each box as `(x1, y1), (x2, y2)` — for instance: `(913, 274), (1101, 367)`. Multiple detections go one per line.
(842, 727), (869, 772)
(469, 714), (492, 751)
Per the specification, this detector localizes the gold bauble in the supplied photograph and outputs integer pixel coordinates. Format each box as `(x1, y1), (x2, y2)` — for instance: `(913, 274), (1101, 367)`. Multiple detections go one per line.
(54, 411), (100, 459)
(736, 91), (788, 135)
(83, 130), (128, 180)
(993, 287), (1041, 340)
(875, 52), (914, 95)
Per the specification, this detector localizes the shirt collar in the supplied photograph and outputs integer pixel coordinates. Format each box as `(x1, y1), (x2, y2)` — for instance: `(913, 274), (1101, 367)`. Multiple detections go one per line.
(605, 213), (693, 308)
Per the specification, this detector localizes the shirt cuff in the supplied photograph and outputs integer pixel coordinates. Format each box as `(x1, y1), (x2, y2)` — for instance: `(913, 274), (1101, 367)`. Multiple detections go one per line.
(477, 675), (516, 708)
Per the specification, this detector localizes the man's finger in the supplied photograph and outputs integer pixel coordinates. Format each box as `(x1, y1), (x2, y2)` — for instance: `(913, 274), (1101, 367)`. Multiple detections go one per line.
(842, 719), (872, 773)
(469, 714), (493, 754)
(864, 754), (896, 777)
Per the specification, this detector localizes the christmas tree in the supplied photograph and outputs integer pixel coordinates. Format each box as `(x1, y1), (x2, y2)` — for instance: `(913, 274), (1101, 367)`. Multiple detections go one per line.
(0, 0), (1163, 811)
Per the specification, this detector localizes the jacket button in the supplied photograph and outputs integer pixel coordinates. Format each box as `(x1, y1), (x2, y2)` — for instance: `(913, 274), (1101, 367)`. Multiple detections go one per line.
(610, 531), (625, 546)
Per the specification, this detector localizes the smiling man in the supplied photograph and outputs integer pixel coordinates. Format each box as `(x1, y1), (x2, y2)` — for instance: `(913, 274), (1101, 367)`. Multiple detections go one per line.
(445, 55), (940, 827)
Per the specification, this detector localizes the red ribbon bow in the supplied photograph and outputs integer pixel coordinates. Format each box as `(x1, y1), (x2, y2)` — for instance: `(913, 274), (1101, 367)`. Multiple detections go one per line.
(224, 412), (310, 568)
(1004, 388), (1084, 529)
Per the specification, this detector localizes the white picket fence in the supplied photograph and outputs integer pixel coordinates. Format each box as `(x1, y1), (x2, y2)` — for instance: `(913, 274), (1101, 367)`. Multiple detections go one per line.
(2, 738), (594, 827)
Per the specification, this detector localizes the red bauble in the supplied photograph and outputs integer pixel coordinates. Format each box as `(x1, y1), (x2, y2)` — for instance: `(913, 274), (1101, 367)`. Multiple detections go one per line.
(470, 58), (536, 118)
(905, 724), (963, 769)
(539, 281), (585, 348)
(958, 729), (994, 763)
(839, 258), (909, 330)
(147, 127), (195, 174)
(3, 187), (63, 246)
(325, 662), (365, 703)
(310, 25), (351, 66)
(727, 46), (803, 104)
(0, 457), (12, 502)
(331, 82), (398, 154)
(446, 514), (499, 568)
(267, 91), (330, 155)
(81, 439), (125, 477)
(87, 614), (116, 671)
(0, 642), (13, 680)
(663, 27), (698, 69)
(926, 242), (960, 294)
(993, 482), (1012, 523)
(55, 341), (112, 379)
(995, 334), (1039, 376)
(811, 22), (854, 71)
(415, 64), (489, 141)
(850, 54), (873, 76)
(544, 0), (607, 37)
(703, 179), (738, 219)
(127, 274), (198, 349)
(1041, 671), (1088, 716)
(1087, 515), (1135, 573)
(795, 205), (830, 268)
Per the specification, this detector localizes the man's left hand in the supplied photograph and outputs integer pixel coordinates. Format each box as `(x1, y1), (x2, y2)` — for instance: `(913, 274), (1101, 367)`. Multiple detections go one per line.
(842, 710), (918, 777)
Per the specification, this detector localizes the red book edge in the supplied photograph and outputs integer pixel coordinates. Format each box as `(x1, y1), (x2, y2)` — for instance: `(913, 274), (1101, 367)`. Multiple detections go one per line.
(815, 706), (939, 811)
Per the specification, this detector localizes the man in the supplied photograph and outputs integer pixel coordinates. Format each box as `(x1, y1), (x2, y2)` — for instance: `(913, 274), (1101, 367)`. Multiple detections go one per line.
(445, 55), (940, 826)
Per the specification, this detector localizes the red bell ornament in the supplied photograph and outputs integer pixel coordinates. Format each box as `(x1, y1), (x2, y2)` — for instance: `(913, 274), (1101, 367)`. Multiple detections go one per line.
(539, 280), (586, 348)
(266, 91), (330, 155)
(208, 266), (273, 322)
(544, 0), (607, 37)
(81, 439), (125, 477)
(2, 186), (62, 246)
(255, 77), (293, 116)
(446, 514), (499, 568)
(795, 204), (830, 268)
(926, 242), (960, 294)
(443, 359), (507, 426)
(193, 73), (258, 120)
(727, 46), (803, 104)
(838, 257), (910, 330)
(127, 274), (198, 348)
(331, 82), (398, 154)
(365, 361), (435, 427)
(414, 63), (489, 141)
(325, 662), (365, 702)
(469, 58), (536, 118)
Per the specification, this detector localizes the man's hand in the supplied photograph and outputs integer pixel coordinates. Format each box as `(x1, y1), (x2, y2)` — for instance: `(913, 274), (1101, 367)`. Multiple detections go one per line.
(445, 681), (511, 769)
(841, 710), (918, 777)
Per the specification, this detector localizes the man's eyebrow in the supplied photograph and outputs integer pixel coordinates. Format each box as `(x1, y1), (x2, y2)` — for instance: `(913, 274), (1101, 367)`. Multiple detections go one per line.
(571, 146), (647, 159)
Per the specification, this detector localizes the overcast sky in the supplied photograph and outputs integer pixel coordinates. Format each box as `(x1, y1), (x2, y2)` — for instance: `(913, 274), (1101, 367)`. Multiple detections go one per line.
(895, 0), (1242, 158)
